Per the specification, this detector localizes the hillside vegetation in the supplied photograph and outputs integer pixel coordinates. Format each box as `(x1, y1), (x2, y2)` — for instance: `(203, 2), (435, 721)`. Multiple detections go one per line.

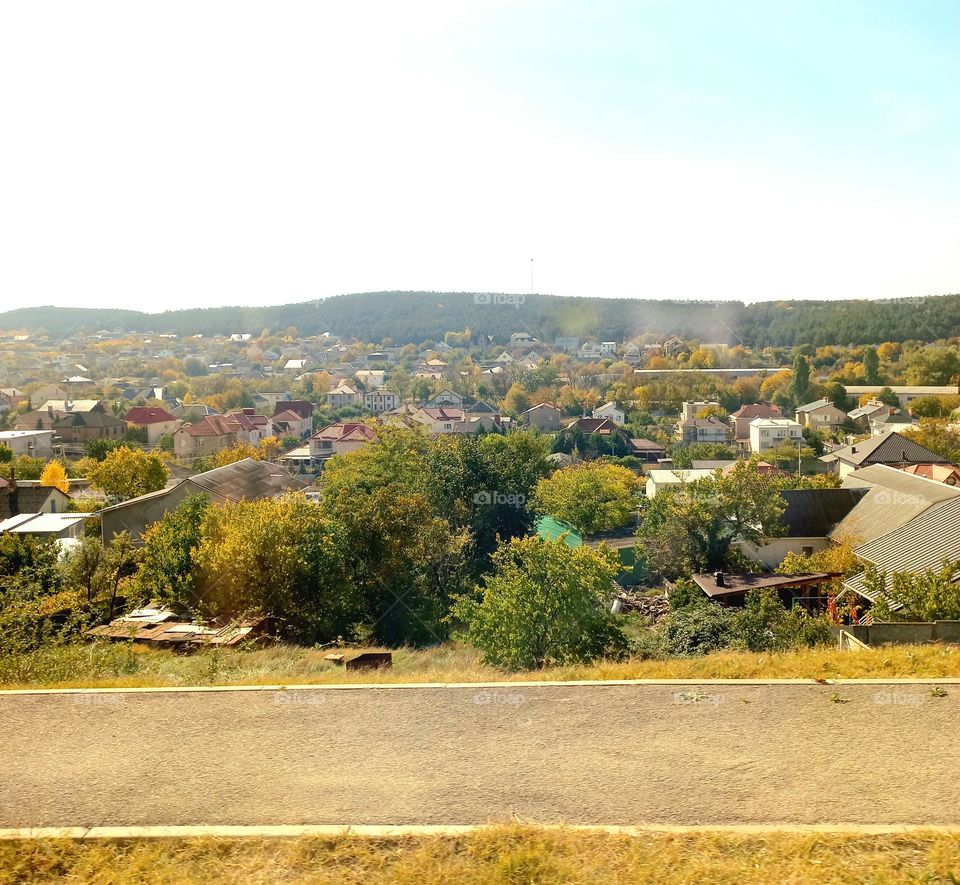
(2, 291), (958, 346)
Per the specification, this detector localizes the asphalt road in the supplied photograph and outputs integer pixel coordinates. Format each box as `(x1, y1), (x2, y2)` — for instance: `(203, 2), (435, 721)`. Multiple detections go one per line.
(1, 683), (958, 828)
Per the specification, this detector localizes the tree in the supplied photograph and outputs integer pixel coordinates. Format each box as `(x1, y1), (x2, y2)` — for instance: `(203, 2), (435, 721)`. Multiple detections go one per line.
(86, 438), (130, 461)
(531, 462), (642, 535)
(501, 383), (530, 417)
(133, 495), (210, 613)
(638, 461), (787, 578)
(455, 535), (626, 669)
(902, 420), (960, 464)
(863, 346), (881, 385)
(866, 560), (960, 622)
(790, 354), (810, 404)
(87, 446), (169, 500)
(193, 494), (359, 643)
(39, 460), (70, 494)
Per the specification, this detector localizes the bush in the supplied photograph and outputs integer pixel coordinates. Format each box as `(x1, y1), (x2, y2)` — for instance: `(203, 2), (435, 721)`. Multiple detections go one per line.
(455, 535), (627, 670)
(659, 602), (734, 656)
(730, 590), (832, 652)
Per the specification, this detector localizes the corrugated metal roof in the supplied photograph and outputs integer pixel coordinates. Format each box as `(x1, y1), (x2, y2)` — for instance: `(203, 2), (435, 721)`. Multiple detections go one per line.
(821, 431), (949, 467)
(844, 497), (960, 605)
(188, 458), (307, 501)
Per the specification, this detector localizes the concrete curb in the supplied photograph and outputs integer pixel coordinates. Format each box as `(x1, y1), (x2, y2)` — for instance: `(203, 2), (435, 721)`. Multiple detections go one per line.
(1, 677), (959, 696)
(3, 823), (960, 840)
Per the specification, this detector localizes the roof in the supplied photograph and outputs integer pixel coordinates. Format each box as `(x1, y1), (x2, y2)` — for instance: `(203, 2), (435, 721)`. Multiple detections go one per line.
(778, 488), (868, 537)
(730, 403), (781, 420)
(311, 422), (378, 443)
(693, 572), (838, 599)
(829, 464), (960, 544)
(681, 417), (728, 429)
(187, 458), (308, 501)
(795, 398), (844, 413)
(53, 411), (125, 429)
(900, 463), (960, 486)
(821, 431), (951, 468)
(749, 416), (801, 427)
(0, 513), (87, 535)
(565, 417), (624, 435)
(844, 497), (960, 604)
(178, 415), (241, 437)
(272, 409), (305, 424)
(691, 459), (737, 470)
(124, 407), (177, 424)
(536, 516), (582, 548)
(631, 437), (667, 451)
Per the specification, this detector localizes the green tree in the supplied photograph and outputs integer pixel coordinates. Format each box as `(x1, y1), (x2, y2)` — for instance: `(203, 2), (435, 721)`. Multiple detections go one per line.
(455, 535), (626, 669)
(790, 354), (810, 404)
(863, 346), (881, 385)
(866, 560), (960, 622)
(638, 461), (787, 577)
(531, 462), (642, 535)
(87, 446), (169, 501)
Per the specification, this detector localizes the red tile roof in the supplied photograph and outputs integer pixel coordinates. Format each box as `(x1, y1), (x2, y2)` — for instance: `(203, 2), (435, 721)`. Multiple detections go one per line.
(124, 407), (177, 425)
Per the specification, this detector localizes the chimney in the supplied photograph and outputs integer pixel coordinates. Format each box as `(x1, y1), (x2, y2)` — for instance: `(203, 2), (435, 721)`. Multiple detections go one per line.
(714, 570), (725, 587)
(851, 446), (857, 454)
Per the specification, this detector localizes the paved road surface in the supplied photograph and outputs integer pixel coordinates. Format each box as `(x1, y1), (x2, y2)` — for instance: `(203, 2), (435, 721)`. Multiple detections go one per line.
(1, 683), (958, 828)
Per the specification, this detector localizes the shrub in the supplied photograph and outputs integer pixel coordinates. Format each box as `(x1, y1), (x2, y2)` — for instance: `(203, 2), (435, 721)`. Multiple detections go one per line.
(730, 590), (832, 652)
(455, 535), (627, 670)
(659, 602), (734, 656)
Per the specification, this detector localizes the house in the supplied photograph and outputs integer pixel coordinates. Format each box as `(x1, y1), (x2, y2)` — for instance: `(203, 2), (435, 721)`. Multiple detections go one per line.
(729, 404), (781, 446)
(425, 389), (464, 407)
(362, 388), (399, 414)
(272, 408), (313, 440)
(691, 572), (839, 610)
(123, 407), (179, 446)
(521, 403), (562, 432)
(308, 422), (377, 461)
(0, 478), (73, 520)
(355, 369), (386, 389)
(592, 402), (625, 426)
(841, 495), (960, 616)
(284, 359), (308, 372)
(0, 430), (54, 459)
(225, 409), (272, 445)
(99, 458), (307, 542)
(510, 332), (537, 345)
(832, 463), (960, 545)
(554, 337), (580, 352)
(0, 512), (87, 541)
(749, 417), (803, 454)
(899, 463), (960, 487)
(645, 468), (718, 498)
(737, 488), (866, 568)
(326, 384), (361, 409)
(868, 408), (918, 436)
(54, 411), (126, 446)
(820, 431), (952, 478)
(412, 407), (465, 435)
(847, 400), (890, 431)
(678, 416), (730, 445)
(630, 438), (668, 463)
(794, 399), (847, 432)
(681, 401), (722, 421)
(173, 415), (241, 460)
(274, 400), (313, 421)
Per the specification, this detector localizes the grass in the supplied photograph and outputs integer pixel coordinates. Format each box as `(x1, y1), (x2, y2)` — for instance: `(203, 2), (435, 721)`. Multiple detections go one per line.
(2, 828), (960, 884)
(1, 640), (959, 689)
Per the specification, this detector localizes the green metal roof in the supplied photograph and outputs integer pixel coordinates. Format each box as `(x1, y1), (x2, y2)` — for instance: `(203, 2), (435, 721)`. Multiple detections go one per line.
(536, 516), (582, 548)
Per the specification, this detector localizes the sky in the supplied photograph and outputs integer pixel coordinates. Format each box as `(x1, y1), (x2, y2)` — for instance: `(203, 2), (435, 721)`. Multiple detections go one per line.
(1, 0), (958, 310)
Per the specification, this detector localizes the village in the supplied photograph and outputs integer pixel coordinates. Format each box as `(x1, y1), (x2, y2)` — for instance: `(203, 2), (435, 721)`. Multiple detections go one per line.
(0, 321), (958, 661)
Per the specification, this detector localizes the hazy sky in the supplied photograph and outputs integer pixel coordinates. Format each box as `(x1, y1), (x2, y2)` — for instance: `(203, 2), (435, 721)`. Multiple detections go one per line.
(2, 0), (957, 310)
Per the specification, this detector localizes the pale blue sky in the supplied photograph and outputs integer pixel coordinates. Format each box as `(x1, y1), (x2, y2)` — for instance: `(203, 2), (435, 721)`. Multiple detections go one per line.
(1, 0), (957, 308)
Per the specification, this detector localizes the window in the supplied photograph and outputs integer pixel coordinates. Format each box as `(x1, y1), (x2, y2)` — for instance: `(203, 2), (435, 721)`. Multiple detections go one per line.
(802, 546), (813, 556)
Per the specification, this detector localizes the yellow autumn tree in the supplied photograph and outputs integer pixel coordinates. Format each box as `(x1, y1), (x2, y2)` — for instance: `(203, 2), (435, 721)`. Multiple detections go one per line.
(39, 459), (70, 494)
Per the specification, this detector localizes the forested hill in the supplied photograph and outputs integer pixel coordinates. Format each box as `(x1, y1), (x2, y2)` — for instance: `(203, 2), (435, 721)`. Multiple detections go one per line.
(1, 291), (957, 347)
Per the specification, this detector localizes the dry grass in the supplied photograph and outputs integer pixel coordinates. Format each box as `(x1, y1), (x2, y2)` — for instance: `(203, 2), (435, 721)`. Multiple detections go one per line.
(1, 641), (959, 690)
(2, 828), (960, 884)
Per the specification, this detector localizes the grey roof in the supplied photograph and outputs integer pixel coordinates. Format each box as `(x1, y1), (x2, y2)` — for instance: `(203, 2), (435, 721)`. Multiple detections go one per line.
(844, 497), (960, 604)
(795, 398), (832, 412)
(778, 488), (868, 537)
(821, 431), (951, 467)
(829, 464), (960, 545)
(691, 460), (737, 470)
(188, 458), (307, 501)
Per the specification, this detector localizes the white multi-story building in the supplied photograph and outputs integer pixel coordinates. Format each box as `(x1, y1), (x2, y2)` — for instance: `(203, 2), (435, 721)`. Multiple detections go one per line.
(749, 417), (803, 454)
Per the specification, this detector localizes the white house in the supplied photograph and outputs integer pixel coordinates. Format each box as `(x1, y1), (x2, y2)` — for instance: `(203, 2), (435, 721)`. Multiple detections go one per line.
(0, 430), (54, 459)
(363, 388), (399, 414)
(749, 417), (803, 454)
(592, 402), (625, 426)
